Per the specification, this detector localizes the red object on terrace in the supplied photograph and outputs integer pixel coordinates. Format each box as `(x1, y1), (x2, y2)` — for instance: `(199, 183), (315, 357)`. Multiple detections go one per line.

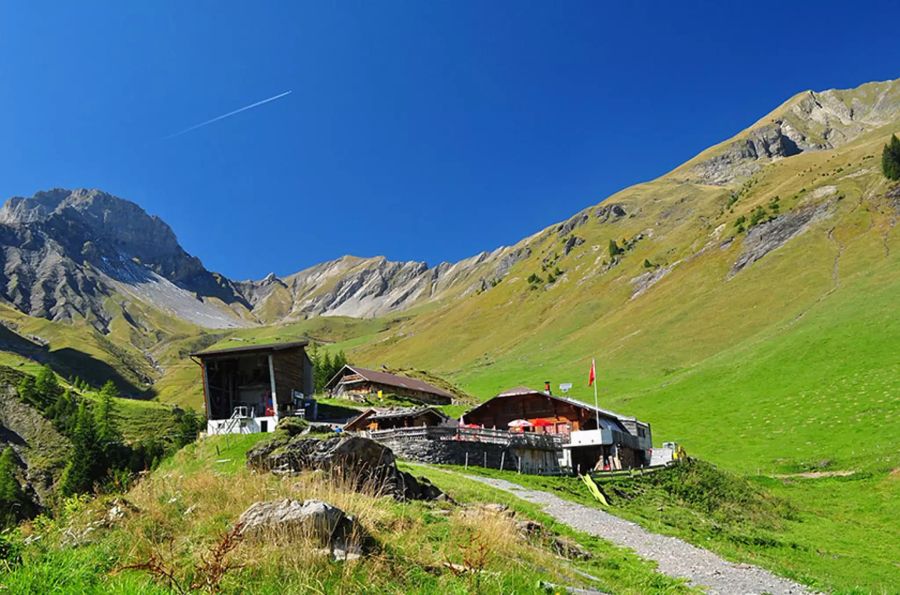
(532, 418), (554, 427)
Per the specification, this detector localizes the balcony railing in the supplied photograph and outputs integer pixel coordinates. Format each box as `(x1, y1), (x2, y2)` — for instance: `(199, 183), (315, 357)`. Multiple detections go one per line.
(365, 425), (563, 451)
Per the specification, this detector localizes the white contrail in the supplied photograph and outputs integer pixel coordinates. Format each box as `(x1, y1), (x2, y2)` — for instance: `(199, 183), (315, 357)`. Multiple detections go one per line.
(166, 90), (293, 138)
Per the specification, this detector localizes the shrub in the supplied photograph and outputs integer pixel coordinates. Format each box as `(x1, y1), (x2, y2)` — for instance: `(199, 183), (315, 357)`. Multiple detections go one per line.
(276, 416), (309, 437)
(882, 134), (900, 180)
(607, 239), (623, 258)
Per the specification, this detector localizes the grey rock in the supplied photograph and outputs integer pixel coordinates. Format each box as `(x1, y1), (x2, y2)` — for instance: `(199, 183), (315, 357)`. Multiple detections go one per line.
(237, 498), (371, 558)
(248, 435), (445, 501)
(731, 201), (833, 276)
(0, 188), (248, 331)
(595, 204), (626, 222)
(563, 235), (585, 256)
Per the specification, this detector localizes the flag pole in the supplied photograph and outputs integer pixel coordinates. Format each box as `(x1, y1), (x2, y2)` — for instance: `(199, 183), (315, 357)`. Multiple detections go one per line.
(592, 358), (600, 429)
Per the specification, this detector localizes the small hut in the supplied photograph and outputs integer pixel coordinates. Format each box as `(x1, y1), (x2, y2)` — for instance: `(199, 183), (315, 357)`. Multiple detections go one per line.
(344, 406), (451, 432)
(324, 365), (453, 405)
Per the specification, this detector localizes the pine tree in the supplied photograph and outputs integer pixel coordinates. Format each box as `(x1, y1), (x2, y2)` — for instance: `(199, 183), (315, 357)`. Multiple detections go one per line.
(34, 365), (62, 409)
(314, 351), (333, 393)
(0, 447), (25, 528)
(60, 402), (103, 496)
(95, 381), (121, 445)
(17, 376), (38, 408)
(882, 134), (900, 180)
(50, 389), (78, 434)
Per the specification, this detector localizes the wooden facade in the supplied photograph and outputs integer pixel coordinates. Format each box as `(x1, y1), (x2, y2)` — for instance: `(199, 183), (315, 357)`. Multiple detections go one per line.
(324, 365), (454, 405)
(462, 386), (652, 470)
(461, 386), (609, 438)
(191, 341), (314, 424)
(344, 407), (450, 432)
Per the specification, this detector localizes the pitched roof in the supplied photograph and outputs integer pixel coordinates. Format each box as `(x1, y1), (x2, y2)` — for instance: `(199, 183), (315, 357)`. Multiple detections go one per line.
(465, 387), (637, 424)
(191, 340), (309, 358)
(326, 365), (455, 400)
(343, 406), (448, 431)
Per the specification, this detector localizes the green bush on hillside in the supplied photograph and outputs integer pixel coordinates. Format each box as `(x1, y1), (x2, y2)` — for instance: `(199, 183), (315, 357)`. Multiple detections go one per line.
(882, 134), (900, 180)
(608, 239), (623, 257)
(0, 447), (28, 529)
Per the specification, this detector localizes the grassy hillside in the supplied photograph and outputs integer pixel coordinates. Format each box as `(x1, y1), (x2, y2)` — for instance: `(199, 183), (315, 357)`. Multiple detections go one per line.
(345, 125), (900, 477)
(0, 435), (693, 594)
(452, 462), (900, 593)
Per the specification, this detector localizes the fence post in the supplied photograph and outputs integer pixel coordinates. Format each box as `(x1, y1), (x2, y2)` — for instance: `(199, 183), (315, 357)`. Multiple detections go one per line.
(500, 451), (506, 471)
(465, 452), (469, 470)
(484, 452), (487, 468)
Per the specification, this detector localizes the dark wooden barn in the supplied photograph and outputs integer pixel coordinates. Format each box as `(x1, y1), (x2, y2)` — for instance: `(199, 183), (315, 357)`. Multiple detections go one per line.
(324, 365), (454, 405)
(191, 340), (314, 434)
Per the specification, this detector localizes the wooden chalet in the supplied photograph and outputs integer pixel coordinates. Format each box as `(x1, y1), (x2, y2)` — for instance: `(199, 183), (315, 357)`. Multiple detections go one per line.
(344, 406), (450, 433)
(191, 341), (314, 435)
(461, 386), (652, 471)
(324, 365), (454, 405)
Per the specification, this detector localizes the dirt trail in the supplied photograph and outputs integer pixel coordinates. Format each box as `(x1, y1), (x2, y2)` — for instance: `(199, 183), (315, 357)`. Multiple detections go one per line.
(461, 473), (812, 595)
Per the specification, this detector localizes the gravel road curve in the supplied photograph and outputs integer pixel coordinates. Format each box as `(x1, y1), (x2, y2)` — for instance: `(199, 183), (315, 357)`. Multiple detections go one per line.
(464, 474), (812, 595)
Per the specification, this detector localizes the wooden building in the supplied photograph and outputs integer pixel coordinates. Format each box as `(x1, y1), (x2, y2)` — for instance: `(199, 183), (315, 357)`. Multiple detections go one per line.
(344, 406), (450, 433)
(461, 386), (652, 471)
(191, 341), (314, 434)
(324, 365), (454, 405)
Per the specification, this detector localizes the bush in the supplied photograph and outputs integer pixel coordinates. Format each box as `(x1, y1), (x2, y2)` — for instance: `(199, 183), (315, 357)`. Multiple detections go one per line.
(882, 134), (900, 180)
(608, 239), (623, 258)
(276, 416), (309, 437)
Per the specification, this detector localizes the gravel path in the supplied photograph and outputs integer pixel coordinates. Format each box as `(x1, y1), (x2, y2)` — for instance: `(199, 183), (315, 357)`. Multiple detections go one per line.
(463, 474), (812, 595)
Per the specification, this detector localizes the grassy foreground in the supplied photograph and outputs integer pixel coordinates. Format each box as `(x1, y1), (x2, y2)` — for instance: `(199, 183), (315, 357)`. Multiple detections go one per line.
(0, 435), (693, 594)
(449, 462), (900, 594)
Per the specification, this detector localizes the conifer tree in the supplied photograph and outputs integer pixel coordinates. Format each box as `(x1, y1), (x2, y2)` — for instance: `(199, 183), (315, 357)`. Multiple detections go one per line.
(95, 381), (121, 445)
(50, 389), (78, 434)
(882, 134), (900, 180)
(0, 447), (25, 528)
(60, 402), (103, 495)
(17, 376), (38, 408)
(34, 365), (62, 409)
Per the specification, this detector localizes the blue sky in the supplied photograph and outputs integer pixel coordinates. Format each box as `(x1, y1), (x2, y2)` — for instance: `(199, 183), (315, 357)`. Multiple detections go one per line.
(1, 2), (898, 280)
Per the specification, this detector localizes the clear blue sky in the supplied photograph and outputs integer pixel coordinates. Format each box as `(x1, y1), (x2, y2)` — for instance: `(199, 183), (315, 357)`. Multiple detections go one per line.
(1, 2), (898, 280)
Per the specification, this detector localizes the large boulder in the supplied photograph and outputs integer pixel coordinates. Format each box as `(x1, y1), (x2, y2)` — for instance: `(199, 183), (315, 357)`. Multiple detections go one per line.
(247, 435), (446, 502)
(238, 499), (370, 559)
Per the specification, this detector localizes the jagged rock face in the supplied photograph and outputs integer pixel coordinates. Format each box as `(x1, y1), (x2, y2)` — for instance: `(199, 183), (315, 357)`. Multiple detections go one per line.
(0, 189), (248, 330)
(687, 79), (900, 185)
(242, 246), (534, 321)
(730, 200), (834, 276)
(690, 123), (805, 185)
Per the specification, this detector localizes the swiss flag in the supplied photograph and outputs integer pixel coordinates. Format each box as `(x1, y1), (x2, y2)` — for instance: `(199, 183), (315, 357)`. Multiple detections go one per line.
(588, 359), (596, 387)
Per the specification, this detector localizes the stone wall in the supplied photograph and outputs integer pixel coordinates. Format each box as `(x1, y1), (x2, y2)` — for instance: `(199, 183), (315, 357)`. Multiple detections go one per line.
(373, 434), (560, 474)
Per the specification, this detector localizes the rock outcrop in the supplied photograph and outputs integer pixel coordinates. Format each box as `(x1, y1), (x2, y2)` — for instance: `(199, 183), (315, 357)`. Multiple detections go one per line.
(237, 498), (371, 559)
(0, 188), (248, 331)
(730, 201), (834, 276)
(685, 79), (900, 185)
(247, 435), (446, 501)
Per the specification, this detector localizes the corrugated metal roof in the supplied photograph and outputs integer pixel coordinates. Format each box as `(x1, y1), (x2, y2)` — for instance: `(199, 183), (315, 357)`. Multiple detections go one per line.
(191, 339), (309, 358)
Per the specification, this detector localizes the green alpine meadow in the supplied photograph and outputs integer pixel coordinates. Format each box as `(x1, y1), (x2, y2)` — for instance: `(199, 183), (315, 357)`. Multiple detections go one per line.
(1, 4), (898, 593)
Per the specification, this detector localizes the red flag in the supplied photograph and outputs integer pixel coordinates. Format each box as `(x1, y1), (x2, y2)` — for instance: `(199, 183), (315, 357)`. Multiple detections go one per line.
(588, 359), (596, 386)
